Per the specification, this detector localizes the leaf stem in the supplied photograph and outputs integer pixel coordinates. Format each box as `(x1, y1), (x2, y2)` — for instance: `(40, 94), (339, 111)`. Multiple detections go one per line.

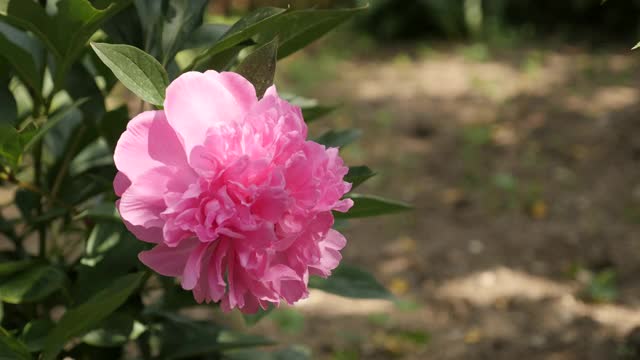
(33, 139), (46, 258)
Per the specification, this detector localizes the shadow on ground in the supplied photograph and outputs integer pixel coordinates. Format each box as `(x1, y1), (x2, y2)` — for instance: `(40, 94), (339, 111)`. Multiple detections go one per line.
(256, 42), (640, 359)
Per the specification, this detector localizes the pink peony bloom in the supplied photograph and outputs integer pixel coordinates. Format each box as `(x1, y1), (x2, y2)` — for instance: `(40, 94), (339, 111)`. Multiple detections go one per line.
(113, 71), (353, 313)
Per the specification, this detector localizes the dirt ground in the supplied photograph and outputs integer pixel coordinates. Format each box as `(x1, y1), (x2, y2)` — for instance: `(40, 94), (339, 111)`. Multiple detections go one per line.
(253, 42), (640, 359)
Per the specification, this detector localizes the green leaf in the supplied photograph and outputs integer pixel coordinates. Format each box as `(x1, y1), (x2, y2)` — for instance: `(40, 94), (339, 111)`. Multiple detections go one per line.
(0, 265), (66, 304)
(69, 138), (113, 177)
(91, 42), (169, 106)
(154, 312), (274, 359)
(98, 106), (129, 152)
(271, 309), (304, 334)
(308, 264), (392, 300)
(15, 189), (39, 221)
(280, 93), (338, 123)
(0, 0), (133, 87)
(0, 84), (16, 126)
(41, 272), (146, 360)
(345, 166), (376, 189)
(75, 203), (120, 223)
(235, 37), (278, 98)
(82, 312), (134, 347)
(65, 61), (107, 121)
(302, 104), (337, 123)
(185, 23), (230, 49)
(0, 327), (31, 360)
(0, 73), (16, 126)
(335, 194), (412, 219)
(0, 124), (21, 168)
(102, 4), (144, 49)
(255, 6), (368, 59)
(315, 129), (361, 148)
(633, 41), (640, 50)
(20, 319), (53, 352)
(22, 97), (89, 153)
(0, 260), (35, 278)
(160, 0), (208, 65)
(187, 7), (286, 72)
(191, 44), (245, 72)
(0, 22), (42, 96)
(242, 305), (274, 326)
(74, 222), (146, 302)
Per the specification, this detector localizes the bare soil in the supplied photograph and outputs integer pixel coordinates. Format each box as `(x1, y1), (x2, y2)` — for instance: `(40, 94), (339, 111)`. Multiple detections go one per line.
(258, 44), (640, 359)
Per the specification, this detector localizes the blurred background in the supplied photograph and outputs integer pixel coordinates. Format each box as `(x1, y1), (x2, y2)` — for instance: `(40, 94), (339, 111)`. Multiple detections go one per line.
(213, 1), (640, 359)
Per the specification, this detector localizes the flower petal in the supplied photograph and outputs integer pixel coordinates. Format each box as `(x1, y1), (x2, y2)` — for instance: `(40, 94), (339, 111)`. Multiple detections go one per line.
(119, 167), (191, 227)
(139, 238), (199, 276)
(164, 71), (255, 156)
(309, 229), (347, 277)
(114, 110), (189, 183)
(182, 242), (210, 290)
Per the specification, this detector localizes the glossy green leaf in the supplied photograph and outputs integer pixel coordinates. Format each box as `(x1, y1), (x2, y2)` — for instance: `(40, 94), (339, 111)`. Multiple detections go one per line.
(22, 97), (89, 153)
(0, 327), (31, 360)
(236, 37), (278, 97)
(102, 4), (144, 49)
(308, 264), (392, 299)
(0, 124), (22, 167)
(187, 7), (286, 72)
(65, 62), (107, 121)
(55, 166), (116, 206)
(315, 129), (362, 148)
(0, 22), (42, 96)
(98, 106), (129, 152)
(0, 81), (17, 126)
(82, 312), (134, 347)
(190, 44), (245, 72)
(0, 265), (66, 304)
(335, 194), (412, 219)
(75, 203), (120, 223)
(14, 189), (39, 221)
(0, 260), (34, 278)
(69, 138), (113, 176)
(154, 312), (274, 359)
(41, 272), (146, 360)
(0, 0), (132, 87)
(74, 222), (146, 302)
(21, 319), (53, 352)
(161, 0), (208, 65)
(91, 42), (169, 106)
(345, 166), (376, 189)
(185, 23), (231, 49)
(255, 6), (368, 59)
(280, 94), (338, 123)
(302, 105), (337, 123)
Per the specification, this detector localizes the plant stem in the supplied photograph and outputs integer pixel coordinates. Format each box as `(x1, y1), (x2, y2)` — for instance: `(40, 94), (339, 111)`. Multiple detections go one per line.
(33, 140), (46, 258)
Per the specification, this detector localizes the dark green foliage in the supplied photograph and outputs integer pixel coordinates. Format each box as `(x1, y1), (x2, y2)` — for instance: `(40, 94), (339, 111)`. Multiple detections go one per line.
(358, 0), (640, 43)
(309, 265), (393, 299)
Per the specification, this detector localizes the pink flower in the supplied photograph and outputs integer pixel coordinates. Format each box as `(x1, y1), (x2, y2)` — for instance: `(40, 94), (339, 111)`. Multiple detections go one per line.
(113, 71), (353, 313)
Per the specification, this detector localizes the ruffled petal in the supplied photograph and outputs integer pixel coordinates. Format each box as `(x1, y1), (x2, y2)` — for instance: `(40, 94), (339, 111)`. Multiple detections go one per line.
(138, 238), (199, 277)
(309, 229), (347, 277)
(114, 110), (190, 183)
(164, 71), (255, 156)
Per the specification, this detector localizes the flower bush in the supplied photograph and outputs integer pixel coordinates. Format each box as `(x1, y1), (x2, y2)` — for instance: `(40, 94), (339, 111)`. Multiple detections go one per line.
(0, 1), (409, 359)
